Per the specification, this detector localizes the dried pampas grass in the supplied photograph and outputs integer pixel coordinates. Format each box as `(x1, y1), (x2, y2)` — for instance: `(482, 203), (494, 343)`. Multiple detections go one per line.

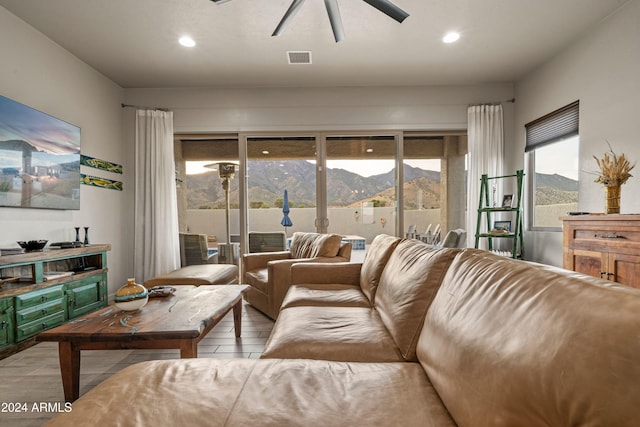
(593, 142), (635, 187)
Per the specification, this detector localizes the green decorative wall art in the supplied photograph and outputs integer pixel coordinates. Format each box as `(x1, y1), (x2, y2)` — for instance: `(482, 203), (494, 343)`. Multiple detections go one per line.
(80, 174), (123, 191)
(80, 155), (123, 174)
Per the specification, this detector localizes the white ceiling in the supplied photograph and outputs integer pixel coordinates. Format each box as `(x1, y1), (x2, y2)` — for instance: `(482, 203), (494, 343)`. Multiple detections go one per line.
(0, 0), (629, 88)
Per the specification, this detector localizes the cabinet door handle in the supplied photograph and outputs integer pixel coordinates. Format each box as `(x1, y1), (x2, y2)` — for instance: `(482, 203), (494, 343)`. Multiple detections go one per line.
(41, 309), (47, 316)
(594, 233), (622, 239)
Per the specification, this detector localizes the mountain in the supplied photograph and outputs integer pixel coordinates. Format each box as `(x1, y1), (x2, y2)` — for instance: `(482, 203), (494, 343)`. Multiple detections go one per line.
(185, 162), (578, 209)
(535, 173), (578, 205)
(535, 173), (578, 192)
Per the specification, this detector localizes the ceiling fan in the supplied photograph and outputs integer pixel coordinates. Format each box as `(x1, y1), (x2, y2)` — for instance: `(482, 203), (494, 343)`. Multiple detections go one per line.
(210, 0), (409, 43)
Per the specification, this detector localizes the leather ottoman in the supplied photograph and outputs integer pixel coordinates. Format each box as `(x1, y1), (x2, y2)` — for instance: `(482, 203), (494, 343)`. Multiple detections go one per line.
(144, 264), (239, 288)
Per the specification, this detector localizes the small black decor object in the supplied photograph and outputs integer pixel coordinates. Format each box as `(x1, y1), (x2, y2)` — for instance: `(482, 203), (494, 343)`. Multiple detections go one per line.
(83, 227), (90, 245)
(17, 240), (48, 252)
(74, 227), (81, 243)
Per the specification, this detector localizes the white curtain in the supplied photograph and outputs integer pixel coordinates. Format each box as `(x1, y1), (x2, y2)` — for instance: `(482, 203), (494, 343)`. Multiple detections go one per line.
(134, 110), (180, 282)
(466, 104), (504, 248)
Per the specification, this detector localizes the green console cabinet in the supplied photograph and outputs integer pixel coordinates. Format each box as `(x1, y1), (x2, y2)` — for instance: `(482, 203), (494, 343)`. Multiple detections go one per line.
(0, 297), (14, 349)
(15, 285), (66, 342)
(66, 275), (107, 319)
(0, 244), (110, 358)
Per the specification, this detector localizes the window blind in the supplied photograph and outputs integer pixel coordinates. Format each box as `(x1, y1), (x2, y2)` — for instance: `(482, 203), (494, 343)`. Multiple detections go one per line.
(525, 101), (579, 152)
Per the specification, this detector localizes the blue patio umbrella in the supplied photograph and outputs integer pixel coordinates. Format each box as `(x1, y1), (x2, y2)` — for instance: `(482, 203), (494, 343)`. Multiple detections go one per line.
(281, 189), (293, 235)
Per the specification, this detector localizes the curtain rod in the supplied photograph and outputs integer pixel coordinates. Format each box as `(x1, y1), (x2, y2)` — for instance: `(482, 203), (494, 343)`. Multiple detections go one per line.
(468, 98), (515, 107)
(121, 103), (170, 112)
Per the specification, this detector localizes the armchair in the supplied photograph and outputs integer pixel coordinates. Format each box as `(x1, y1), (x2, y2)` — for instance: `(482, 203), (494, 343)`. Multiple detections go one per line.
(243, 232), (352, 319)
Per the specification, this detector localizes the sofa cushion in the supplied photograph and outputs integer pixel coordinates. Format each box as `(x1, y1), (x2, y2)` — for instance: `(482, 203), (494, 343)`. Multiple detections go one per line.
(281, 284), (371, 309)
(46, 358), (456, 427)
(289, 232), (317, 258)
(417, 249), (640, 427)
(375, 239), (459, 362)
(359, 234), (402, 303)
(290, 232), (342, 259)
(244, 268), (269, 294)
(261, 306), (404, 362)
(311, 233), (342, 257)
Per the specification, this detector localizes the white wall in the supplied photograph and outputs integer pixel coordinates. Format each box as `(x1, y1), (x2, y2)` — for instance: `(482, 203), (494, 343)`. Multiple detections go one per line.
(512, 0), (640, 266)
(125, 84), (514, 133)
(0, 7), (131, 294)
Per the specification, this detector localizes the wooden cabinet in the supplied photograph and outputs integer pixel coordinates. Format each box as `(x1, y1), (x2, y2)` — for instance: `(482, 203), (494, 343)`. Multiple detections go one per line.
(15, 285), (66, 341)
(0, 297), (14, 348)
(0, 245), (110, 356)
(561, 215), (640, 289)
(66, 275), (107, 319)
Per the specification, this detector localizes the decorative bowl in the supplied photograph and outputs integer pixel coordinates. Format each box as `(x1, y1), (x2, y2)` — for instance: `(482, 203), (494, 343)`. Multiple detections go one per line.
(17, 240), (48, 252)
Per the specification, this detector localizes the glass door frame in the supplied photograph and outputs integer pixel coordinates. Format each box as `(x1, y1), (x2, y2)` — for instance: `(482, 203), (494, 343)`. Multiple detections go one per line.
(319, 131), (404, 237)
(238, 131), (405, 252)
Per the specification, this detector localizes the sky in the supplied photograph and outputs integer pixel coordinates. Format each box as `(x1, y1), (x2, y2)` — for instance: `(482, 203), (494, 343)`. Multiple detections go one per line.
(184, 138), (581, 180)
(0, 95), (80, 155)
(533, 136), (579, 180)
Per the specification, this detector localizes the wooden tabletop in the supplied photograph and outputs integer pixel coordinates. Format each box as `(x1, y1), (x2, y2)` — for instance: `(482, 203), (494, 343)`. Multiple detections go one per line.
(37, 285), (249, 342)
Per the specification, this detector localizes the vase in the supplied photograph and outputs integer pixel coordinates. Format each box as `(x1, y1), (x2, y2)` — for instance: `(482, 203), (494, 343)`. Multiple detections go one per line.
(114, 278), (148, 311)
(83, 227), (90, 245)
(605, 185), (621, 214)
(74, 227), (81, 243)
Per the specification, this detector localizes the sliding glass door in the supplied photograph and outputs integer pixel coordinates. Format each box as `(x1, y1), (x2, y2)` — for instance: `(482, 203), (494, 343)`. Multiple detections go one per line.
(325, 134), (398, 239)
(177, 130), (467, 256)
(402, 133), (467, 243)
(245, 136), (318, 244)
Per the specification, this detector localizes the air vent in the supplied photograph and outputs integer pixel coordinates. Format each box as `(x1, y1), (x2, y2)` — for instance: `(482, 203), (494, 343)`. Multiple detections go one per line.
(287, 51), (312, 65)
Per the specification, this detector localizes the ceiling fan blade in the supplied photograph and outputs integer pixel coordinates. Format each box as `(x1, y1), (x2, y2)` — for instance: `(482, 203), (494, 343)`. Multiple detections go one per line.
(210, 0), (232, 3)
(361, 0), (409, 23)
(272, 0), (307, 37)
(324, 0), (345, 42)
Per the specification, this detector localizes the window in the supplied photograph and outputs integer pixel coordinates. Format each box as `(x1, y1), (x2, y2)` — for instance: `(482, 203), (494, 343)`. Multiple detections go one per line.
(525, 101), (579, 230)
(175, 130), (468, 251)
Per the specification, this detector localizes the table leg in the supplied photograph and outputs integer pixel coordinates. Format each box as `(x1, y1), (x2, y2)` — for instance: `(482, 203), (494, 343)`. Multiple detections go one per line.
(58, 341), (80, 402)
(180, 340), (198, 358)
(233, 299), (242, 338)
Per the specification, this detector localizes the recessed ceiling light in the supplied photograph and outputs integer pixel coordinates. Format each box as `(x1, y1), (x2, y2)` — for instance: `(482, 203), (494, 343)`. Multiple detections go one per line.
(366, 148), (374, 153)
(442, 32), (460, 44)
(262, 150), (270, 155)
(179, 36), (196, 47)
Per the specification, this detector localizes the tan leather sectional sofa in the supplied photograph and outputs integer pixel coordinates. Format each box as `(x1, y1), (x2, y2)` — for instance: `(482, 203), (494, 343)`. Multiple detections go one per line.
(46, 235), (640, 426)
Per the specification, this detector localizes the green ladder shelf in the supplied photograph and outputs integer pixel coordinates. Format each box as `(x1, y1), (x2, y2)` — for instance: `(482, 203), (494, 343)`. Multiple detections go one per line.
(474, 170), (525, 259)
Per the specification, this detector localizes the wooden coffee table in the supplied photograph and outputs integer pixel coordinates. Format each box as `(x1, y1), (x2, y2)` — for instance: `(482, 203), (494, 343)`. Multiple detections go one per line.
(37, 285), (249, 402)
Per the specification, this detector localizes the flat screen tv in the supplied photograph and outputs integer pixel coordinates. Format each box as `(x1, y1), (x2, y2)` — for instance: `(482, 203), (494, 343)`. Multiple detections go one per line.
(0, 95), (80, 210)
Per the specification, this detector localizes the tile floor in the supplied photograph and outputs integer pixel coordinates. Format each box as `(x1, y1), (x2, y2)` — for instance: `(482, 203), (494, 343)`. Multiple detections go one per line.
(0, 301), (274, 426)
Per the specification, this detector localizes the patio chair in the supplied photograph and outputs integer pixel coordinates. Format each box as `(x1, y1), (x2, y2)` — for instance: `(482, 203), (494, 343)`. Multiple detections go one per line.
(441, 228), (467, 248)
(416, 224), (432, 243)
(179, 233), (218, 266)
(248, 231), (287, 253)
(405, 224), (417, 239)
